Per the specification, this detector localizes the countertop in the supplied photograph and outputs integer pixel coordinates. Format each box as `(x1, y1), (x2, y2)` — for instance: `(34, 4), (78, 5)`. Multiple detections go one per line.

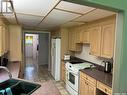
(0, 62), (60, 95)
(80, 68), (112, 88)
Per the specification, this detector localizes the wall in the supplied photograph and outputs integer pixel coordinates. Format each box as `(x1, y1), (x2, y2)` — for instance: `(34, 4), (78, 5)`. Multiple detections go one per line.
(75, 44), (104, 66)
(9, 25), (22, 61)
(38, 33), (49, 65)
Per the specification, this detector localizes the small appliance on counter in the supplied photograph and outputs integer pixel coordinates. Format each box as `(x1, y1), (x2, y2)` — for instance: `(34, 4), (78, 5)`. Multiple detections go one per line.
(64, 54), (70, 60)
(103, 61), (112, 73)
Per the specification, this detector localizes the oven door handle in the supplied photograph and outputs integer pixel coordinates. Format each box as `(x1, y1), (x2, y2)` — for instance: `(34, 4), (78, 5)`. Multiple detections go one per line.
(67, 69), (78, 75)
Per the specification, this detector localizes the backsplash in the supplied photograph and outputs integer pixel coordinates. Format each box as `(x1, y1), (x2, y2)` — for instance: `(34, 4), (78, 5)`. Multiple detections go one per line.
(75, 44), (105, 66)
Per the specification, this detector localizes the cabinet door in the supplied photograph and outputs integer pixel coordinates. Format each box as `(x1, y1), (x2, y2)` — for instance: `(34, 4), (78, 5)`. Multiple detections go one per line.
(88, 83), (96, 95)
(83, 31), (90, 43)
(101, 24), (115, 58)
(90, 26), (102, 56)
(0, 26), (2, 56)
(68, 31), (72, 50)
(80, 79), (89, 95)
(2, 26), (6, 53)
(61, 62), (66, 82)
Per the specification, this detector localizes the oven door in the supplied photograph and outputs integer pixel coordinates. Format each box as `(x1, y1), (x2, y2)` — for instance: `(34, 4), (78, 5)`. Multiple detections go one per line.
(66, 69), (79, 92)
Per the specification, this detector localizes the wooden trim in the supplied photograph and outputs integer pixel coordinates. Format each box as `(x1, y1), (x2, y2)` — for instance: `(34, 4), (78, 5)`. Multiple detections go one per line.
(70, 8), (97, 22)
(10, 0), (19, 24)
(16, 12), (44, 17)
(55, 8), (84, 15)
(35, 0), (62, 28)
(61, 8), (97, 27)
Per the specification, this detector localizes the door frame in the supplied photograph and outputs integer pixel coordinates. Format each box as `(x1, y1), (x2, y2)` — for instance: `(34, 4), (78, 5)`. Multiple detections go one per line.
(22, 30), (51, 72)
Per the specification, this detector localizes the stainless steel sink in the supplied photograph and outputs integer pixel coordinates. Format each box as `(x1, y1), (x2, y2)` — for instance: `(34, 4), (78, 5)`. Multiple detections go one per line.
(0, 79), (41, 95)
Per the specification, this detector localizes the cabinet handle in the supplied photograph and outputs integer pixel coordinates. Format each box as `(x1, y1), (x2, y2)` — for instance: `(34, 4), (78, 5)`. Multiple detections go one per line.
(105, 89), (107, 92)
(85, 82), (88, 85)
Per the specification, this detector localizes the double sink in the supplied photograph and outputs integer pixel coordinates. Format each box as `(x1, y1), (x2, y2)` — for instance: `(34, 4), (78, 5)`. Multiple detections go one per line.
(0, 79), (41, 95)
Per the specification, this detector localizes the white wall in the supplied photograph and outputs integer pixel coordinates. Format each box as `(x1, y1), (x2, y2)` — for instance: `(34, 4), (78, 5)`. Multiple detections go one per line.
(9, 25), (22, 61)
(75, 44), (105, 66)
(38, 33), (49, 65)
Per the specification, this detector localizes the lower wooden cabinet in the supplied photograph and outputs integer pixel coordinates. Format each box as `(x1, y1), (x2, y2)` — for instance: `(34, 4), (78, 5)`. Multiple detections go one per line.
(61, 61), (66, 82)
(80, 78), (89, 95)
(80, 72), (96, 95)
(97, 81), (112, 95)
(80, 72), (112, 95)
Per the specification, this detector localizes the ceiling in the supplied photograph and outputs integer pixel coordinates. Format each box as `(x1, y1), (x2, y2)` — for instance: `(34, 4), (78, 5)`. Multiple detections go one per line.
(2, 0), (116, 30)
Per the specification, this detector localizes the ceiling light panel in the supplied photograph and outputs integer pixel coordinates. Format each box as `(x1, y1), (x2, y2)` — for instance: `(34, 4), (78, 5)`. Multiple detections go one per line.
(74, 9), (116, 22)
(56, 1), (95, 14)
(17, 14), (43, 27)
(38, 9), (81, 29)
(13, 0), (60, 16)
(3, 14), (17, 24)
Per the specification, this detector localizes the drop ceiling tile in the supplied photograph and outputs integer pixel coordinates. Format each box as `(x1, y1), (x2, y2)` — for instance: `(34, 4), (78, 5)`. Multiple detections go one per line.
(74, 9), (116, 22)
(62, 22), (85, 27)
(17, 13), (43, 27)
(13, 0), (60, 16)
(3, 13), (17, 24)
(38, 9), (81, 29)
(56, 1), (95, 14)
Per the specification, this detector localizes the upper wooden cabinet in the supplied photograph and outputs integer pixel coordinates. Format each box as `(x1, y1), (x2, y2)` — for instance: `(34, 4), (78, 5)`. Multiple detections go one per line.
(101, 24), (115, 58)
(69, 30), (82, 51)
(89, 15), (116, 58)
(90, 26), (102, 56)
(89, 23), (115, 58)
(76, 30), (90, 44)
(0, 25), (9, 56)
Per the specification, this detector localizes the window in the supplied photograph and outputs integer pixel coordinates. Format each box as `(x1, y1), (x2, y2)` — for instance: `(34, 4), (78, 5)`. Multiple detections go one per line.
(25, 36), (33, 45)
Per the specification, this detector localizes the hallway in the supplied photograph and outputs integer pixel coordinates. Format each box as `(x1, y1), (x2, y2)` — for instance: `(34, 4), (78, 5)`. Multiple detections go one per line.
(24, 57), (69, 95)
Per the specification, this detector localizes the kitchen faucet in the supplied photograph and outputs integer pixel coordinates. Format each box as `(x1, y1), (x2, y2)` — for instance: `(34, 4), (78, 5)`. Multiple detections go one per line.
(0, 66), (12, 79)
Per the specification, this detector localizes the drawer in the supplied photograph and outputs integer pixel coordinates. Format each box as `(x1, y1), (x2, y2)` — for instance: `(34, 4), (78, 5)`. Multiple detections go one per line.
(97, 81), (112, 95)
(80, 72), (87, 79)
(80, 71), (96, 86)
(86, 75), (96, 86)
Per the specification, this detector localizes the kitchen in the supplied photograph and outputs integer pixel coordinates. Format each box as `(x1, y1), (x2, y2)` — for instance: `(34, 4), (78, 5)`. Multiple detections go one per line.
(0, 0), (127, 95)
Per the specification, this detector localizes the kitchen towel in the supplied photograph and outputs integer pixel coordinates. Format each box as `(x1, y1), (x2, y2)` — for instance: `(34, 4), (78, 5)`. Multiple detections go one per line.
(6, 88), (13, 95)
(0, 90), (5, 95)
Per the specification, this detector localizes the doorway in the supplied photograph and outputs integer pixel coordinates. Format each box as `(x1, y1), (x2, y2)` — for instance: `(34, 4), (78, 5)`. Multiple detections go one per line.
(23, 32), (51, 81)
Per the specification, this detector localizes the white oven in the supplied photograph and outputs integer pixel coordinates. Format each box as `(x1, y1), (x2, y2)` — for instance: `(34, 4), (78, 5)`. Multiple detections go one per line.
(65, 62), (93, 95)
(66, 69), (79, 92)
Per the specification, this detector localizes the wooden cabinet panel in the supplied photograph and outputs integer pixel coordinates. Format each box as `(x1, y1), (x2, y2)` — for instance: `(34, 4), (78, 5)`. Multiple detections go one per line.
(90, 26), (102, 56)
(69, 31), (82, 51)
(61, 62), (66, 82)
(88, 83), (96, 95)
(80, 72), (96, 95)
(0, 25), (9, 56)
(101, 24), (115, 58)
(80, 78), (89, 95)
(83, 31), (90, 43)
(2, 26), (6, 53)
(0, 26), (2, 56)
(97, 81), (112, 95)
(76, 30), (90, 44)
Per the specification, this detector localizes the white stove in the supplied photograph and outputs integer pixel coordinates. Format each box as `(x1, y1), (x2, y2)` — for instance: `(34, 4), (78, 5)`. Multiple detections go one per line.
(65, 62), (94, 95)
